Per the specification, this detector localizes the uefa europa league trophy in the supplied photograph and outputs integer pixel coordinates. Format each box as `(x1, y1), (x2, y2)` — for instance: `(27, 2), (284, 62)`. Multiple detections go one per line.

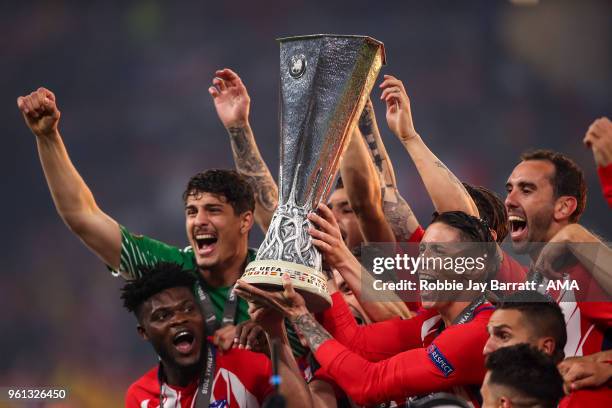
(242, 35), (386, 312)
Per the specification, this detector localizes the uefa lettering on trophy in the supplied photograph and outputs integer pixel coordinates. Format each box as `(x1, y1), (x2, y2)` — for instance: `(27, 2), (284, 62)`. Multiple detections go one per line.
(242, 35), (386, 311)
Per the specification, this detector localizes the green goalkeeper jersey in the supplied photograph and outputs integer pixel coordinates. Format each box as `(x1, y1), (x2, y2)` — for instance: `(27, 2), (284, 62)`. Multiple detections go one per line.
(110, 225), (307, 357)
(110, 225), (252, 324)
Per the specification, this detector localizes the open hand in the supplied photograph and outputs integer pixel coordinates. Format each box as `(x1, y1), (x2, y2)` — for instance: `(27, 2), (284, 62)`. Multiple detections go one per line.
(234, 274), (308, 321)
(209, 68), (250, 128)
(308, 203), (355, 271)
(380, 75), (417, 142)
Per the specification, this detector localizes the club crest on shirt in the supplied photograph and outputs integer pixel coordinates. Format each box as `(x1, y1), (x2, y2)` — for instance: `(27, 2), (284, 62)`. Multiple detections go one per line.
(210, 400), (228, 408)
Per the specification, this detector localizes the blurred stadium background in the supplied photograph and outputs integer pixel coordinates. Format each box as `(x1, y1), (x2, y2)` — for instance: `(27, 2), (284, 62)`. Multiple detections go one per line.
(1, 0), (611, 406)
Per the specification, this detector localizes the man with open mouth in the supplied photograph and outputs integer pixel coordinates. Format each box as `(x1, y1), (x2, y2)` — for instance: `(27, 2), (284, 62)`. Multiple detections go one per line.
(504, 150), (612, 358)
(122, 262), (311, 408)
(16, 83), (309, 356)
(235, 206), (499, 408)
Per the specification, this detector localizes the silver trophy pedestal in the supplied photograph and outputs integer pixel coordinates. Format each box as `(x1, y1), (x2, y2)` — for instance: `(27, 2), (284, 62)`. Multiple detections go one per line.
(243, 259), (331, 312)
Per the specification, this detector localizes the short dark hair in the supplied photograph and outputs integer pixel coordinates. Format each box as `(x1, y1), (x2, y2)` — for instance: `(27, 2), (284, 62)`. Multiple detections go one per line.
(430, 211), (499, 279)
(485, 344), (564, 408)
(520, 150), (586, 222)
(499, 290), (567, 363)
(121, 262), (198, 320)
(463, 183), (508, 243)
(182, 169), (255, 215)
(431, 211), (494, 243)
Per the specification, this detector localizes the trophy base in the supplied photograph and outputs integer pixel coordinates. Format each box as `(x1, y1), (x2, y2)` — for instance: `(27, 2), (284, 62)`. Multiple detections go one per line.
(242, 260), (332, 312)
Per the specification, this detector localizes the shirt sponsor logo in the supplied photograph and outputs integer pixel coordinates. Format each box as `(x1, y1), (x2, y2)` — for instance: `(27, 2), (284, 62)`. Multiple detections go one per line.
(210, 400), (228, 408)
(427, 344), (454, 377)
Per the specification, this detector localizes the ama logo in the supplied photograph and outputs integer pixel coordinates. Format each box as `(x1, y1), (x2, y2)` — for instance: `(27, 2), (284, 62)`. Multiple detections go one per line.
(546, 280), (579, 291)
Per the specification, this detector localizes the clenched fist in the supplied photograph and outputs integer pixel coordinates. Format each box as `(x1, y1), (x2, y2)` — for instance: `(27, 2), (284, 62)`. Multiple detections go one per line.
(17, 87), (60, 138)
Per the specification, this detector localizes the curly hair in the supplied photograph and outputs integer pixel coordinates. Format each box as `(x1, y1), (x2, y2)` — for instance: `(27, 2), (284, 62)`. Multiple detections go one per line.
(463, 183), (508, 243)
(182, 169), (255, 215)
(120, 262), (198, 319)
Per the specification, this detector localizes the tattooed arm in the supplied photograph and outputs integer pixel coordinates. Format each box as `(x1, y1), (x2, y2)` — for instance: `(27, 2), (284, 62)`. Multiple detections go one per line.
(234, 274), (334, 354)
(209, 68), (278, 232)
(358, 98), (420, 242)
(227, 125), (278, 231)
(246, 304), (315, 408)
(311, 203), (412, 321)
(340, 127), (395, 244)
(380, 75), (478, 217)
(234, 268), (419, 361)
(292, 313), (333, 352)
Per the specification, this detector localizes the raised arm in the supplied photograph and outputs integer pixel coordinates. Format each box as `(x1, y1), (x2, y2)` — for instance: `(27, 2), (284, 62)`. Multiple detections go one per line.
(16, 88), (121, 268)
(234, 275), (415, 362)
(536, 224), (612, 297)
(235, 276), (486, 406)
(380, 75), (478, 216)
(311, 204), (411, 321)
(339, 127), (395, 243)
(318, 290), (427, 361)
(358, 99), (421, 242)
(246, 303), (313, 408)
(338, 128), (411, 318)
(584, 117), (612, 207)
(209, 68), (278, 232)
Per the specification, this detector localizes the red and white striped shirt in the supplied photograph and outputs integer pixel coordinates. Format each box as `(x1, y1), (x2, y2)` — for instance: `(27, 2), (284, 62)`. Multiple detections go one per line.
(126, 348), (273, 408)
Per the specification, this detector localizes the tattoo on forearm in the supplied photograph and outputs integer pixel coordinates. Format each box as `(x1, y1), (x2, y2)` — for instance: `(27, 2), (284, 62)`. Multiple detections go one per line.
(434, 160), (469, 193)
(383, 192), (416, 241)
(358, 105), (419, 240)
(359, 104), (387, 178)
(358, 102), (375, 135)
(227, 127), (278, 212)
(292, 313), (332, 352)
(364, 133), (386, 177)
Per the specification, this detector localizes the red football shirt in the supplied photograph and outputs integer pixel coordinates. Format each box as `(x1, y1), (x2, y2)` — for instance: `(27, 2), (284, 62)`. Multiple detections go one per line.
(559, 388), (612, 407)
(545, 264), (612, 357)
(316, 292), (493, 407)
(496, 255), (611, 357)
(471, 250), (611, 357)
(597, 164), (612, 207)
(496, 251), (528, 291)
(126, 346), (273, 408)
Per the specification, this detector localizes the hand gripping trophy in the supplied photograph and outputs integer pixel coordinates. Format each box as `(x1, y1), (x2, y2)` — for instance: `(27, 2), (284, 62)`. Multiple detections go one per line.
(242, 35), (386, 311)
